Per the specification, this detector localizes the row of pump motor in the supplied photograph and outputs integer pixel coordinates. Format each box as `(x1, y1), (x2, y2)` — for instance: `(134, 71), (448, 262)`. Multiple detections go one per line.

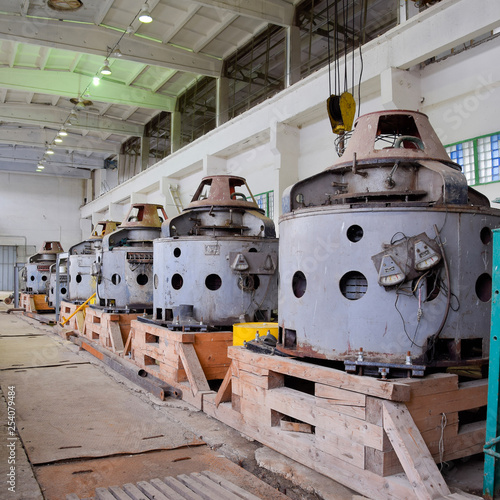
(23, 174), (278, 332)
(20, 110), (500, 374)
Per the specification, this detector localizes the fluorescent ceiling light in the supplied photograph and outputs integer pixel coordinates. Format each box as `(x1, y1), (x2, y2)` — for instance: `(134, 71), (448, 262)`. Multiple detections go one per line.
(54, 135), (63, 143)
(59, 128), (68, 136)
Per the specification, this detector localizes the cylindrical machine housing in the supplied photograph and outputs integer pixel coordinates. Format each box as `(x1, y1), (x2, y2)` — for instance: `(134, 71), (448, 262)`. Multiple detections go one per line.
(153, 175), (278, 329)
(48, 261), (69, 307)
(68, 221), (119, 303)
(23, 241), (64, 294)
(95, 205), (166, 311)
(278, 110), (500, 369)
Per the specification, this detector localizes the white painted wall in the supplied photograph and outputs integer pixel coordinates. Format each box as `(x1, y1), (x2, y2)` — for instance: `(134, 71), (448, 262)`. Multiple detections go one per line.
(0, 172), (85, 260)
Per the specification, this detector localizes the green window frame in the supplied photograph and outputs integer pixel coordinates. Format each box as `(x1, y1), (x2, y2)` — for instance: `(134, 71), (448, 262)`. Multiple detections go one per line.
(445, 131), (500, 186)
(252, 190), (274, 218)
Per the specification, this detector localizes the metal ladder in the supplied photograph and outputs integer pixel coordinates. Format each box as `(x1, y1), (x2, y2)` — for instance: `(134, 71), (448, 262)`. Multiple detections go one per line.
(169, 184), (183, 214)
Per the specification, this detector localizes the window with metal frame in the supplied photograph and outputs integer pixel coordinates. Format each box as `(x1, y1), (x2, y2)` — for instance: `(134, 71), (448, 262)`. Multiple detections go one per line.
(252, 190), (274, 218)
(445, 132), (500, 186)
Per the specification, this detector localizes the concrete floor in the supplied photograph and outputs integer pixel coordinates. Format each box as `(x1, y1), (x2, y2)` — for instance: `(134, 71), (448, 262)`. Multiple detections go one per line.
(0, 297), (358, 500)
(0, 295), (487, 500)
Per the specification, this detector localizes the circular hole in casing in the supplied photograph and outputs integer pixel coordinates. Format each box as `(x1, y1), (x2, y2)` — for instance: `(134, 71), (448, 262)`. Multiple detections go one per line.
(138, 369), (147, 378)
(137, 274), (148, 286)
(30, 276), (35, 281)
(476, 273), (492, 302)
(480, 227), (492, 244)
(111, 274), (121, 285)
(61, 287), (67, 295)
(249, 248), (258, 253)
(340, 271), (368, 300)
(41, 275), (48, 281)
(172, 274), (183, 290)
(205, 274), (222, 291)
(292, 271), (307, 298)
(347, 225), (364, 242)
(173, 248), (181, 258)
(76, 275), (82, 283)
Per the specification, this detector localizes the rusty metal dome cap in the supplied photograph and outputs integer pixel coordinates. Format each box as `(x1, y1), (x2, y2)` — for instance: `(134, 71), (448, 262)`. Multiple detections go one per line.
(37, 241), (64, 254)
(120, 204), (168, 228)
(333, 110), (455, 168)
(89, 220), (121, 240)
(186, 175), (261, 211)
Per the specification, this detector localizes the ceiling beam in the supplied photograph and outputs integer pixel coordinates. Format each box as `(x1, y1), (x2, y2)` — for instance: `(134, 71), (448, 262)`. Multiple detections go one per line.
(0, 129), (120, 154)
(162, 5), (201, 44)
(0, 104), (145, 136)
(0, 147), (106, 168)
(94, 0), (115, 25)
(0, 161), (92, 179)
(0, 68), (175, 111)
(193, 13), (238, 53)
(0, 14), (222, 77)
(189, 0), (294, 26)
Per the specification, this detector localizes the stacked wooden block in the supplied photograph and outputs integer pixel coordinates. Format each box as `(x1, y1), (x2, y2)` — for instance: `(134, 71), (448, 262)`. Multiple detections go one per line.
(204, 347), (487, 500)
(130, 319), (232, 407)
(20, 292), (53, 313)
(59, 300), (86, 335)
(83, 307), (138, 355)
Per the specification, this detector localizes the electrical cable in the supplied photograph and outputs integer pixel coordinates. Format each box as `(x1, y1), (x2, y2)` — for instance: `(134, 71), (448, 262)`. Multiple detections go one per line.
(326, 0), (332, 96)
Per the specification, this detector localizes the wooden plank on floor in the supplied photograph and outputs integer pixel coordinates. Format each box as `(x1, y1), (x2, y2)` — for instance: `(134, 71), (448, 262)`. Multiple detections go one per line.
(177, 343), (210, 395)
(95, 488), (119, 500)
(191, 472), (246, 500)
(108, 486), (138, 500)
(200, 471), (262, 500)
(136, 481), (171, 500)
(382, 400), (451, 500)
(182, 472), (237, 500)
(161, 477), (204, 500)
(122, 483), (149, 500)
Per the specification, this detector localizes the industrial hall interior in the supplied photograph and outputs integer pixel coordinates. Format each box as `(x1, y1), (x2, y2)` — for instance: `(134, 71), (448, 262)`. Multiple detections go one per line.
(1, 0), (500, 499)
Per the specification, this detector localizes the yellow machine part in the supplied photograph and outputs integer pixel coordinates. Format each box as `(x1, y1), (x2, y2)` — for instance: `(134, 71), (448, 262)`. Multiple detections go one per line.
(232, 322), (278, 346)
(327, 92), (356, 134)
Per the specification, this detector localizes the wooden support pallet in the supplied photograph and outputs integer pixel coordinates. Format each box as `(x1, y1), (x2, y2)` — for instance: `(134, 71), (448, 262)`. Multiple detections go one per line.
(66, 470), (268, 500)
(130, 319), (232, 409)
(59, 300), (87, 335)
(203, 346), (486, 500)
(83, 307), (138, 356)
(20, 292), (53, 313)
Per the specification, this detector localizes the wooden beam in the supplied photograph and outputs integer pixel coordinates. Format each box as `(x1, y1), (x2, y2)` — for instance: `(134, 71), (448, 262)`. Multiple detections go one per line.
(382, 400), (451, 500)
(177, 343), (210, 395)
(227, 346), (411, 401)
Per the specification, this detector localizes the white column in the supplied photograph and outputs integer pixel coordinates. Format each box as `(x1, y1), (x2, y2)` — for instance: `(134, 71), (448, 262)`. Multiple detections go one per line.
(285, 26), (301, 88)
(216, 77), (230, 126)
(130, 192), (148, 204)
(108, 202), (124, 223)
(380, 67), (421, 111)
(141, 135), (150, 171)
(171, 111), (182, 153)
(203, 154), (227, 176)
(270, 122), (300, 227)
(79, 218), (92, 239)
